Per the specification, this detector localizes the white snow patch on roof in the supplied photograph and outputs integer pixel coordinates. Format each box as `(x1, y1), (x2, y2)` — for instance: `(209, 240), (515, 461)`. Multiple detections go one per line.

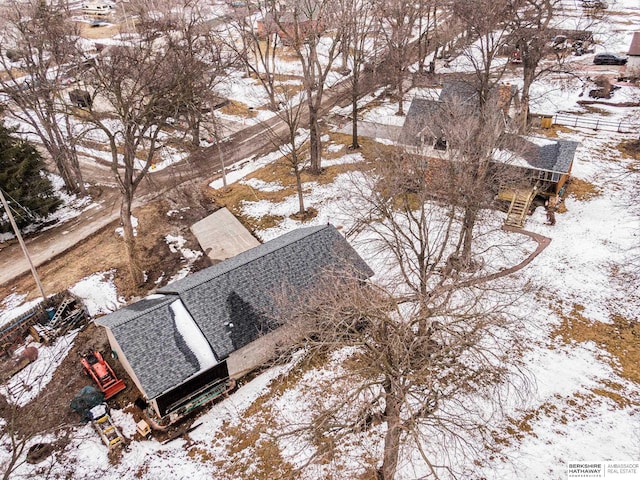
(169, 299), (217, 370)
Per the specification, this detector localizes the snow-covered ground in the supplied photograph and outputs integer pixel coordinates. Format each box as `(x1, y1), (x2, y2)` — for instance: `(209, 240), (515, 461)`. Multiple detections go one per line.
(1, 0), (640, 478)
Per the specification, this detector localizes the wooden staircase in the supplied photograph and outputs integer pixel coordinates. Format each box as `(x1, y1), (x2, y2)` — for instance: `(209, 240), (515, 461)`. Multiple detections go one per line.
(504, 187), (537, 228)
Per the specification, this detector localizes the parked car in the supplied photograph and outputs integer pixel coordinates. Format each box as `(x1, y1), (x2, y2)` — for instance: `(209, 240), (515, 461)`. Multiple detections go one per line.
(582, 0), (608, 8)
(593, 53), (627, 65)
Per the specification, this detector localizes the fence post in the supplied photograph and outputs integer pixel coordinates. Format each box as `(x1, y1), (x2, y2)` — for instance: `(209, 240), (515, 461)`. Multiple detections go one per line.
(595, 119), (599, 130)
(574, 116), (578, 127)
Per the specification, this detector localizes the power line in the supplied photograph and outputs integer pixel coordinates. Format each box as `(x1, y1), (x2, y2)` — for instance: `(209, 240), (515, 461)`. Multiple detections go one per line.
(0, 187), (46, 299)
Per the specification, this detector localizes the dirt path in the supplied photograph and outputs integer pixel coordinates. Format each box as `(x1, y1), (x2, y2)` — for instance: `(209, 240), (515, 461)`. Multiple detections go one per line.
(458, 226), (552, 289)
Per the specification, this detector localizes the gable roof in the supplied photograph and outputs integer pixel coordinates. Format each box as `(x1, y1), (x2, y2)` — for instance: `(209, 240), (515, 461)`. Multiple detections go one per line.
(400, 81), (516, 147)
(439, 80), (478, 105)
(400, 97), (442, 146)
(96, 224), (373, 400)
(629, 32), (640, 56)
(98, 295), (211, 401)
(514, 136), (578, 174)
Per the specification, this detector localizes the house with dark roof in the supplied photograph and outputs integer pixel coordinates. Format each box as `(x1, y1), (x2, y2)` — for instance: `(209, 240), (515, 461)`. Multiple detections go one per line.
(400, 81), (577, 197)
(400, 80), (518, 152)
(95, 225), (373, 422)
(508, 136), (578, 196)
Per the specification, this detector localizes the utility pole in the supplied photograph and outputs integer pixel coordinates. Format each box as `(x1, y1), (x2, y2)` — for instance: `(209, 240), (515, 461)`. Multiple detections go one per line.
(0, 188), (46, 299)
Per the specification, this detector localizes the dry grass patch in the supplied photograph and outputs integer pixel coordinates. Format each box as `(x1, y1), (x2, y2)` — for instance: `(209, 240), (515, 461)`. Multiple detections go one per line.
(211, 393), (296, 479)
(219, 100), (259, 118)
(77, 21), (122, 40)
(208, 134), (385, 230)
(591, 381), (633, 409)
(618, 139), (640, 161)
(216, 426), (293, 479)
(209, 145), (371, 226)
(531, 125), (577, 138)
(582, 104), (613, 116)
(0, 195), (208, 302)
(552, 303), (640, 391)
(565, 176), (601, 201)
(489, 402), (558, 451)
(278, 46), (302, 62)
(276, 83), (305, 99)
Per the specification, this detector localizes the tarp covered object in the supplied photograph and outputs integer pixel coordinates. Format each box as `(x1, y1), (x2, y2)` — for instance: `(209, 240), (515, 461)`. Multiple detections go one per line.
(70, 386), (104, 422)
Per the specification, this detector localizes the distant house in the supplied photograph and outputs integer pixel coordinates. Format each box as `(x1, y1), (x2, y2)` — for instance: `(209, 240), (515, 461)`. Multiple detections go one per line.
(627, 32), (640, 76)
(400, 80), (518, 153)
(81, 2), (113, 16)
(95, 225), (373, 422)
(400, 81), (576, 197)
(256, 9), (324, 46)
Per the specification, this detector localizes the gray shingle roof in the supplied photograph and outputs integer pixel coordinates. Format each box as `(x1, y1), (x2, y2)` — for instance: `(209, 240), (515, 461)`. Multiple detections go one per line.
(159, 224), (373, 358)
(439, 80), (478, 105)
(629, 32), (640, 56)
(98, 296), (205, 400)
(400, 97), (442, 146)
(521, 138), (578, 174)
(400, 81), (479, 146)
(96, 224), (373, 400)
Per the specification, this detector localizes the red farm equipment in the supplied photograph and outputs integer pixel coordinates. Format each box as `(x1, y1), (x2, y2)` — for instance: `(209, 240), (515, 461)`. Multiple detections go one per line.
(81, 351), (126, 400)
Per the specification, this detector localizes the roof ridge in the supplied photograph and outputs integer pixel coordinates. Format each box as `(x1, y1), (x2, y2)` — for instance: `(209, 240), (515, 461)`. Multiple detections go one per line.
(159, 224), (333, 294)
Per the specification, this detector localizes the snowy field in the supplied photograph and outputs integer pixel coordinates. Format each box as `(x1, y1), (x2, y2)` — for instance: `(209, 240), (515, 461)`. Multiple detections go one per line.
(1, 0), (640, 479)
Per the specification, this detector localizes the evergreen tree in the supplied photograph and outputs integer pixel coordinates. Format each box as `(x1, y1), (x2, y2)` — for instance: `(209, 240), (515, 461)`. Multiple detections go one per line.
(0, 120), (61, 233)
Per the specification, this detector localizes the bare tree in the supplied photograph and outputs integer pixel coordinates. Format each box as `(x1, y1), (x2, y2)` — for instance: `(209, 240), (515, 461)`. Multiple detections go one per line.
(433, 92), (523, 266)
(373, 0), (421, 115)
(438, 1), (522, 264)
(451, 0), (514, 104)
(79, 9), (199, 286)
(277, 0), (342, 174)
(415, 0), (441, 74)
(0, 0), (86, 195)
(278, 152), (533, 476)
(225, 0), (283, 111)
(338, 0), (380, 149)
(164, 0), (236, 147)
(508, 0), (573, 132)
(264, 86), (310, 216)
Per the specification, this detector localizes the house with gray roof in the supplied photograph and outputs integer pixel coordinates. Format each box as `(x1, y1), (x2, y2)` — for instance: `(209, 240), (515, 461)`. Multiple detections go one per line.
(399, 81), (576, 198)
(400, 80), (518, 152)
(500, 135), (579, 196)
(96, 224), (373, 422)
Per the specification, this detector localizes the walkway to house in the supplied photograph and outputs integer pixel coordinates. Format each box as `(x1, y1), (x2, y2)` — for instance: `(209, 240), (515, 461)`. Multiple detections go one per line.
(459, 226), (551, 289)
